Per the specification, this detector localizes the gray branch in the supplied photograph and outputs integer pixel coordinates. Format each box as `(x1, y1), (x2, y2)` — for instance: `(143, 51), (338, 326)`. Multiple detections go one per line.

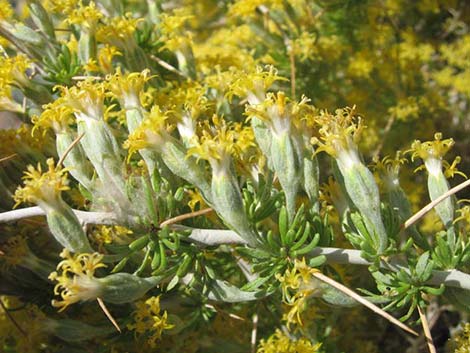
(2, 207), (470, 291)
(0, 206), (119, 226)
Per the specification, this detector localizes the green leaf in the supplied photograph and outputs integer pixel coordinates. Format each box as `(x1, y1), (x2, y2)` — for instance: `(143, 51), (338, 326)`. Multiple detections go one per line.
(415, 251), (430, 279)
(208, 279), (266, 303)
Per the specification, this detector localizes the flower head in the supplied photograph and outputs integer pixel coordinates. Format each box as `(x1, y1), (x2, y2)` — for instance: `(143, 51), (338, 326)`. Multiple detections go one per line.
(227, 66), (285, 104)
(56, 78), (107, 122)
(106, 68), (152, 109)
(158, 9), (193, 51)
(311, 106), (363, 170)
(373, 151), (407, 190)
(319, 176), (348, 218)
(124, 106), (175, 157)
(43, 0), (78, 14)
(66, 1), (103, 31)
(0, 54), (33, 91)
(48, 249), (106, 311)
(32, 97), (75, 134)
(14, 159), (69, 209)
(168, 82), (210, 144)
(127, 296), (174, 348)
(276, 258), (320, 328)
(228, 0), (283, 18)
(257, 329), (322, 353)
(96, 14), (142, 49)
(409, 132), (453, 162)
(97, 45), (122, 74)
(246, 91), (311, 136)
(408, 132), (454, 176)
(0, 0), (13, 22)
(187, 115), (255, 176)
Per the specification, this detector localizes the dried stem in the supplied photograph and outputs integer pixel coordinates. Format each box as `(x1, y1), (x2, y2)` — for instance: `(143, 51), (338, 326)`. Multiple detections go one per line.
(312, 271), (418, 336)
(404, 178), (470, 229)
(417, 305), (436, 353)
(289, 43), (296, 100)
(251, 312), (258, 353)
(97, 297), (121, 333)
(0, 153), (18, 163)
(150, 54), (187, 78)
(159, 208), (213, 228)
(57, 132), (85, 167)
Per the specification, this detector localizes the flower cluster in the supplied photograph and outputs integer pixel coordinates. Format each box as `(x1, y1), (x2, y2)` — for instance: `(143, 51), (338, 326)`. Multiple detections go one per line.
(14, 159), (69, 209)
(127, 296), (174, 348)
(2, 1), (470, 352)
(48, 249), (106, 311)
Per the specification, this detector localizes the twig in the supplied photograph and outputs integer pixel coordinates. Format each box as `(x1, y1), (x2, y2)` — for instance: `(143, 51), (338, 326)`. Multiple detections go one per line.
(289, 42), (296, 100)
(403, 178), (470, 229)
(0, 153), (17, 163)
(71, 76), (103, 81)
(372, 114), (395, 159)
(251, 312), (258, 353)
(312, 271), (418, 336)
(0, 206), (119, 226)
(97, 297), (121, 333)
(417, 305), (436, 353)
(2, 207), (470, 291)
(0, 298), (26, 336)
(159, 208), (213, 228)
(57, 132), (85, 167)
(149, 55), (187, 78)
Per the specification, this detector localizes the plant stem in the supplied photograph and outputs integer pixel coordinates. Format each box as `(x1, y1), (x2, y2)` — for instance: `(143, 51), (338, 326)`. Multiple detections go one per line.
(3, 208), (470, 291)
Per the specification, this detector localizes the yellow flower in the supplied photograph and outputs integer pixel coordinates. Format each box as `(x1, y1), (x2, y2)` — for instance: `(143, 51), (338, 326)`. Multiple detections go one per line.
(187, 115), (255, 176)
(0, 54), (33, 91)
(257, 329), (322, 353)
(158, 9), (193, 51)
(32, 97), (75, 134)
(96, 14), (142, 49)
(97, 45), (122, 74)
(0, 125), (45, 156)
(186, 188), (208, 211)
(48, 249), (106, 312)
(226, 65), (286, 104)
(14, 158), (70, 209)
(66, 1), (103, 31)
(193, 25), (257, 72)
(276, 258), (320, 328)
(311, 106), (363, 169)
(408, 132), (454, 175)
(106, 68), (151, 109)
(228, 0), (283, 18)
(127, 296), (174, 348)
(43, 0), (78, 14)
(291, 31), (319, 63)
(124, 105), (175, 157)
(348, 52), (374, 79)
(387, 97), (420, 122)
(319, 176), (347, 218)
(90, 225), (133, 251)
(373, 151), (407, 190)
(443, 156), (467, 179)
(0, 0), (13, 21)
(246, 91), (311, 136)
(56, 78), (107, 121)
(452, 322), (470, 353)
